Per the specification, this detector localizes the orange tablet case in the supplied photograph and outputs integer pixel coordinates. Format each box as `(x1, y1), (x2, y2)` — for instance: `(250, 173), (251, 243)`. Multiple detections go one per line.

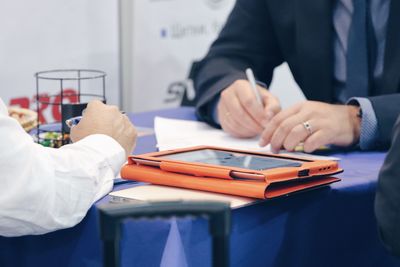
(121, 146), (342, 199)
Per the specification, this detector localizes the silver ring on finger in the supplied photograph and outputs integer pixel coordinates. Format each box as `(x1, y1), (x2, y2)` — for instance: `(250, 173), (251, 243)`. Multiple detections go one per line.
(302, 121), (313, 135)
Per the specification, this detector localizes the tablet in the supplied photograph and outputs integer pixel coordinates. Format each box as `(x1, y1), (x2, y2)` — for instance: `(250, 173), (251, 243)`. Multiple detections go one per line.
(130, 146), (342, 182)
(157, 148), (303, 169)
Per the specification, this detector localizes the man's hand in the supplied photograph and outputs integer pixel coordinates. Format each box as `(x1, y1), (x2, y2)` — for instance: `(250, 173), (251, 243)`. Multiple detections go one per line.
(70, 100), (137, 157)
(217, 79), (281, 138)
(259, 101), (361, 153)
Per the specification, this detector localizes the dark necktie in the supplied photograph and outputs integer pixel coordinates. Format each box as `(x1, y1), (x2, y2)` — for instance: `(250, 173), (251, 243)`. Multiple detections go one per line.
(346, 0), (376, 97)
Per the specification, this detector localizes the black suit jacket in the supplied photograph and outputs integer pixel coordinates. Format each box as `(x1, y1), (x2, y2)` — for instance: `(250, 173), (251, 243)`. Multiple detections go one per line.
(375, 116), (400, 256)
(192, 0), (400, 149)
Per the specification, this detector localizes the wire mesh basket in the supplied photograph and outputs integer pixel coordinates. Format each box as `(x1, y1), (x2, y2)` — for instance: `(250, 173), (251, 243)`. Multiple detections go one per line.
(34, 69), (106, 147)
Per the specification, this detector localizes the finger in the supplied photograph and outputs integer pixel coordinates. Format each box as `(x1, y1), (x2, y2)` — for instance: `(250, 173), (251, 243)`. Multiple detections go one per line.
(123, 114), (137, 139)
(86, 99), (103, 110)
(218, 102), (249, 137)
(271, 102), (303, 126)
(282, 124), (309, 151)
(269, 112), (310, 153)
(122, 113), (131, 122)
(223, 119), (245, 138)
(260, 105), (304, 146)
(262, 91), (281, 122)
(234, 83), (267, 126)
(218, 101), (239, 136)
(221, 90), (263, 136)
(122, 114), (133, 128)
(70, 125), (82, 143)
(106, 105), (119, 113)
(283, 119), (320, 151)
(303, 129), (332, 153)
(259, 104), (304, 147)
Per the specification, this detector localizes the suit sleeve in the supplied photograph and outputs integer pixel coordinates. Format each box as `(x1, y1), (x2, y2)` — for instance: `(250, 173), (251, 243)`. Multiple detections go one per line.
(375, 115), (400, 255)
(369, 94), (400, 148)
(192, 0), (284, 126)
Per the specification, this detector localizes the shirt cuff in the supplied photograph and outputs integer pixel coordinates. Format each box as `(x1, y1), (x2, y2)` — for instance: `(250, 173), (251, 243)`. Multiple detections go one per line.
(74, 134), (126, 175)
(347, 97), (379, 150)
(211, 96), (221, 125)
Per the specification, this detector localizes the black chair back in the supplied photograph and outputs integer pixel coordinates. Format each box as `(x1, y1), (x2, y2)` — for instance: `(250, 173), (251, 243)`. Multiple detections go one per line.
(98, 200), (231, 267)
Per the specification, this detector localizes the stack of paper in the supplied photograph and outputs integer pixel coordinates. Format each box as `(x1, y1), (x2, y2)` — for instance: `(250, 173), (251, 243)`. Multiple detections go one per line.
(109, 185), (256, 209)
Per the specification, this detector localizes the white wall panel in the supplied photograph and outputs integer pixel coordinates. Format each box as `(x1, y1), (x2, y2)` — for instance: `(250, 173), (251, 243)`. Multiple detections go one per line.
(122, 0), (235, 112)
(121, 0), (304, 112)
(0, 0), (119, 122)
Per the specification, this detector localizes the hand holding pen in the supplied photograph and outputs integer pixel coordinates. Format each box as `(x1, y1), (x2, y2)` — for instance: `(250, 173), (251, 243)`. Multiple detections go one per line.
(66, 111), (126, 128)
(68, 100), (137, 157)
(216, 68), (281, 138)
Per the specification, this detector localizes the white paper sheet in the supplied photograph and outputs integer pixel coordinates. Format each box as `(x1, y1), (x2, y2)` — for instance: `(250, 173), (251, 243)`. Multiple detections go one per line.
(154, 116), (271, 152)
(109, 185), (256, 209)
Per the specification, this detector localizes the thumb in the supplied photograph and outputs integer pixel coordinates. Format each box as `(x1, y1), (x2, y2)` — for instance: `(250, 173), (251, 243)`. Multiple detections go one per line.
(262, 92), (281, 120)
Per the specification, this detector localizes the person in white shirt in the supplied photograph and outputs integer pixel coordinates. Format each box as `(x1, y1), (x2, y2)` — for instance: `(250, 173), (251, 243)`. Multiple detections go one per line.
(0, 99), (137, 237)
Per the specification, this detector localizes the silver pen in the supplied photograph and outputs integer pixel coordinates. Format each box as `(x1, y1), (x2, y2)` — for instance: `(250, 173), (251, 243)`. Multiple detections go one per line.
(65, 111), (126, 128)
(245, 68), (264, 106)
(65, 116), (83, 128)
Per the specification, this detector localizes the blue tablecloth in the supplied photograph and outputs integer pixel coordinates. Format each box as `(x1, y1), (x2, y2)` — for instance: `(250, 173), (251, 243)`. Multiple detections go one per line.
(1, 107), (399, 267)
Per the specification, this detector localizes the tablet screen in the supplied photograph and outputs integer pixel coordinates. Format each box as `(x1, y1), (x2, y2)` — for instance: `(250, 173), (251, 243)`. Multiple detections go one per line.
(157, 149), (303, 171)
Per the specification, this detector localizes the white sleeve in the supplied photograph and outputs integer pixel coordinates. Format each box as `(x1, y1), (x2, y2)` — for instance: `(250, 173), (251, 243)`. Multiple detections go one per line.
(0, 99), (126, 237)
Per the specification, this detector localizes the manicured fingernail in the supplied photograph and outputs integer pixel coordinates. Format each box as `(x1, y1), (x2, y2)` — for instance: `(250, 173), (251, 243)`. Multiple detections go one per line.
(271, 148), (279, 154)
(259, 138), (266, 147)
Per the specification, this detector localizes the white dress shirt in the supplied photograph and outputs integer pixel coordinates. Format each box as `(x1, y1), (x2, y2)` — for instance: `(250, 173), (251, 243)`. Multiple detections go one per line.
(0, 98), (126, 237)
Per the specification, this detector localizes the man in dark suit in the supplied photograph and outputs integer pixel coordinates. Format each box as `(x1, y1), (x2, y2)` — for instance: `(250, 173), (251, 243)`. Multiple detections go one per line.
(192, 0), (400, 152)
(375, 116), (400, 256)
